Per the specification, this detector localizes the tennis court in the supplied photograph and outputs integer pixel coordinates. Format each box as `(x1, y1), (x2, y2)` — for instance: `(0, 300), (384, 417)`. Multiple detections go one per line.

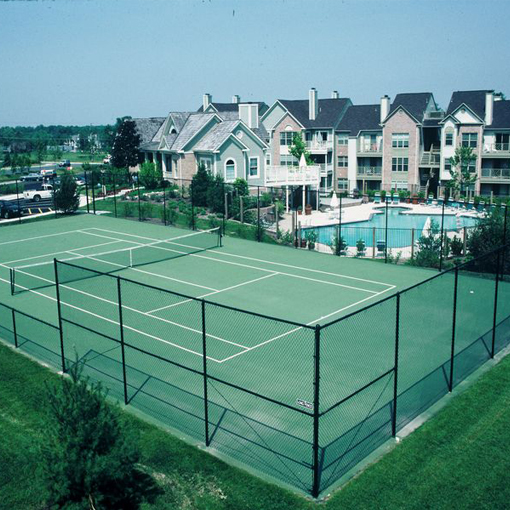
(1, 213), (509, 496)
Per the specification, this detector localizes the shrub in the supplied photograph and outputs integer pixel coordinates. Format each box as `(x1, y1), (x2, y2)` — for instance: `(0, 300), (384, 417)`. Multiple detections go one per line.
(451, 235), (463, 257)
(122, 201), (135, 217)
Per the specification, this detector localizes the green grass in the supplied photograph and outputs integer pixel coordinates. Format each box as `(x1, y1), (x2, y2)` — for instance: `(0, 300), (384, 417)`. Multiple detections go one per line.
(1, 339), (510, 509)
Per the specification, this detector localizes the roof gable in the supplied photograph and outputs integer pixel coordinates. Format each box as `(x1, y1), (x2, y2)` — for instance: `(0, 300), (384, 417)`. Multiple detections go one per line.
(389, 93), (435, 122)
(447, 90), (489, 119)
(277, 98), (351, 129)
(448, 103), (484, 124)
(382, 105), (420, 125)
(172, 113), (221, 152)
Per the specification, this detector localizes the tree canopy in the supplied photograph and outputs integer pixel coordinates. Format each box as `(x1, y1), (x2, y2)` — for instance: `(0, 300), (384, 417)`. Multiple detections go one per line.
(111, 119), (141, 170)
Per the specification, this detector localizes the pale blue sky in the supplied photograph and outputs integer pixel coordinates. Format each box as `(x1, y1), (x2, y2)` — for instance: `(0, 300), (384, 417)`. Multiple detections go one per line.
(1, 0), (509, 126)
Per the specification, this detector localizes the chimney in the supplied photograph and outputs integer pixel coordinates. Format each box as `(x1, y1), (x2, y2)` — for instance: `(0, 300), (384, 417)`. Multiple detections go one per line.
(485, 91), (494, 125)
(494, 92), (504, 102)
(203, 93), (212, 111)
(309, 88), (318, 121)
(331, 90), (339, 99)
(380, 95), (390, 123)
(232, 94), (241, 104)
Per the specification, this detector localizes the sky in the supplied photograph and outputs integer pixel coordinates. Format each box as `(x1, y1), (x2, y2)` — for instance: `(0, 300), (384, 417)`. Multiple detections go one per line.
(1, 0), (509, 127)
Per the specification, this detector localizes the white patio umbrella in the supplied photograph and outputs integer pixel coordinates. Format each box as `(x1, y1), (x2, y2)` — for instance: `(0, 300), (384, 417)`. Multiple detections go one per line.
(299, 153), (307, 168)
(330, 191), (339, 209)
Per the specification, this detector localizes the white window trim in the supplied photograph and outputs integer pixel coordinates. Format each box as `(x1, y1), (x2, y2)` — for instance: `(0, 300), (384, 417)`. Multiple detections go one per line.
(199, 157), (213, 172)
(224, 158), (236, 182)
(248, 156), (260, 179)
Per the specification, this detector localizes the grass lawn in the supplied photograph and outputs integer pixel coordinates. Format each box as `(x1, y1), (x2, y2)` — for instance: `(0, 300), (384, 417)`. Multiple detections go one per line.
(1, 341), (510, 510)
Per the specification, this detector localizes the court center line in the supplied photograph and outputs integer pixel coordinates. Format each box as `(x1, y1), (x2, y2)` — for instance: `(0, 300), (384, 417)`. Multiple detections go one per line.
(146, 272), (279, 314)
(83, 228), (381, 294)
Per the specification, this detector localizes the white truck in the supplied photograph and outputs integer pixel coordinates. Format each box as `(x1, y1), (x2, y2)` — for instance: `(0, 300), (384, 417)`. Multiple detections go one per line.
(23, 184), (53, 202)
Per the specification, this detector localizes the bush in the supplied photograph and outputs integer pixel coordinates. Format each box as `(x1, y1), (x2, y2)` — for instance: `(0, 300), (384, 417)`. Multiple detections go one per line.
(140, 202), (154, 221)
(53, 171), (79, 214)
(411, 219), (442, 268)
(451, 235), (464, 257)
(233, 178), (249, 197)
(122, 201), (135, 217)
(139, 161), (162, 190)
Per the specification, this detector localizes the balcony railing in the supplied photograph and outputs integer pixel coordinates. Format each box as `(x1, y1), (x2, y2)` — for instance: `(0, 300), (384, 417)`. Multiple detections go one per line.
(318, 163), (333, 176)
(265, 165), (321, 186)
(357, 166), (382, 177)
(357, 143), (382, 154)
(481, 168), (510, 180)
(483, 143), (510, 154)
(420, 152), (441, 166)
(305, 140), (333, 150)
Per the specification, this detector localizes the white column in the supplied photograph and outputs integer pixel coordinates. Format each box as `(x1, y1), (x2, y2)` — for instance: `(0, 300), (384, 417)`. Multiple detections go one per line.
(161, 154), (167, 177)
(316, 188), (319, 211)
(302, 185), (306, 210)
(286, 186), (289, 213)
(153, 152), (158, 164)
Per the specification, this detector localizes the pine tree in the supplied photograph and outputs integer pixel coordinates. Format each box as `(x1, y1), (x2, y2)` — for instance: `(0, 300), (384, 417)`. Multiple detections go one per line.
(191, 162), (211, 207)
(53, 170), (80, 214)
(111, 119), (141, 170)
(42, 362), (160, 509)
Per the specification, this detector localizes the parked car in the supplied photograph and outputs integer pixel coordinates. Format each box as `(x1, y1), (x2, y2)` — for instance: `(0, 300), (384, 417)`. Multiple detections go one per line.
(0, 200), (27, 219)
(58, 159), (71, 168)
(40, 168), (57, 179)
(20, 173), (43, 183)
(23, 184), (53, 202)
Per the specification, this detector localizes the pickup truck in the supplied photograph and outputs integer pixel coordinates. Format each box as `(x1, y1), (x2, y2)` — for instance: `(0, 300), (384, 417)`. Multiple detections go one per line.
(23, 184), (53, 202)
(0, 200), (27, 219)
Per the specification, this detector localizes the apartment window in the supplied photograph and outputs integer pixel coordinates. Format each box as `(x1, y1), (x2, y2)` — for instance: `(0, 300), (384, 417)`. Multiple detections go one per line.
(337, 134), (348, 145)
(249, 157), (259, 177)
(319, 131), (329, 142)
(337, 156), (348, 167)
(280, 131), (296, 146)
(225, 159), (236, 181)
(444, 160), (452, 174)
(445, 129), (454, 146)
(462, 132), (478, 148)
(280, 154), (298, 167)
(392, 133), (409, 148)
(392, 157), (408, 172)
(266, 152), (271, 167)
(337, 178), (348, 191)
(467, 160), (477, 173)
(305, 131), (312, 141)
(199, 157), (213, 172)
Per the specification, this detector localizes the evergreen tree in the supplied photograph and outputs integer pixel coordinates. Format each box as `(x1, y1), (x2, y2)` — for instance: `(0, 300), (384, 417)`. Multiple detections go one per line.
(53, 170), (80, 214)
(191, 162), (211, 207)
(138, 161), (162, 190)
(42, 362), (160, 509)
(111, 119), (141, 170)
(206, 173), (225, 213)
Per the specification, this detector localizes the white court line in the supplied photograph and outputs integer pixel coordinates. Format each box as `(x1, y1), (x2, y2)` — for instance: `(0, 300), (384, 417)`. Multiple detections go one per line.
(3, 239), (123, 266)
(84, 227), (393, 288)
(83, 228), (381, 295)
(0, 228), (83, 246)
(0, 273), (238, 362)
(147, 272), (279, 314)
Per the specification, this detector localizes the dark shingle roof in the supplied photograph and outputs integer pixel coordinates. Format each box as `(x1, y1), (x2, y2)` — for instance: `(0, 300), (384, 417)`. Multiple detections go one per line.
(337, 104), (381, 134)
(390, 93), (434, 121)
(491, 100), (510, 128)
(278, 98), (350, 128)
(446, 90), (489, 119)
(197, 102), (269, 114)
(132, 117), (166, 144)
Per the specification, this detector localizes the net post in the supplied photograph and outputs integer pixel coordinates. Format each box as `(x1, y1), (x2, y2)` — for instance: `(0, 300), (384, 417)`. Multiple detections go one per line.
(439, 196), (446, 271)
(11, 308), (18, 348)
(15, 179), (21, 225)
(491, 249), (501, 358)
(117, 278), (129, 406)
(53, 258), (66, 373)
(312, 323), (321, 498)
(449, 266), (459, 391)
(201, 300), (210, 446)
(137, 175), (141, 222)
(384, 195), (389, 263)
(112, 170), (117, 218)
(9, 268), (15, 296)
(392, 292), (400, 437)
(84, 170), (90, 214)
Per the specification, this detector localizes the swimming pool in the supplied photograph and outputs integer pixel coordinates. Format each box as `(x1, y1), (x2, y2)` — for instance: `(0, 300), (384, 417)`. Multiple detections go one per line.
(304, 207), (479, 249)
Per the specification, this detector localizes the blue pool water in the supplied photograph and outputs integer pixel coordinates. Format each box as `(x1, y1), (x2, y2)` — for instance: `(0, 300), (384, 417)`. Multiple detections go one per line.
(304, 207), (479, 249)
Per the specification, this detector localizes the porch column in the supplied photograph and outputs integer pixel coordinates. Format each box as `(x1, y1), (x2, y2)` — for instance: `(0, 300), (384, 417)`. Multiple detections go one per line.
(153, 152), (158, 164)
(286, 186), (289, 213)
(161, 154), (167, 177)
(302, 185), (306, 211)
(316, 188), (319, 211)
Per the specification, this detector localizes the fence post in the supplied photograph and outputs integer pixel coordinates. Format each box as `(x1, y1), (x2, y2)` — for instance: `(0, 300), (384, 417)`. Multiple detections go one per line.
(449, 266), (459, 391)
(372, 227), (376, 259)
(52, 176), (58, 218)
(117, 278), (129, 405)
(11, 309), (18, 348)
(411, 228), (415, 259)
(222, 184), (227, 235)
(202, 300), (210, 446)
(439, 198), (446, 271)
(91, 171), (96, 215)
(337, 194), (342, 256)
(137, 175), (141, 222)
(491, 249), (501, 358)
(15, 179), (22, 225)
(312, 324), (321, 498)
(191, 180), (195, 231)
(53, 259), (66, 373)
(84, 170), (90, 214)
(112, 171), (117, 218)
(392, 293), (400, 436)
(257, 186), (261, 242)
(162, 180), (167, 226)
(384, 196), (389, 263)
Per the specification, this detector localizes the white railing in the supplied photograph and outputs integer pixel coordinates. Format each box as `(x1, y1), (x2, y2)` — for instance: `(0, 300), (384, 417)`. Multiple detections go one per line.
(481, 168), (510, 179)
(357, 143), (382, 154)
(357, 166), (382, 177)
(305, 140), (333, 150)
(483, 143), (510, 154)
(265, 165), (321, 186)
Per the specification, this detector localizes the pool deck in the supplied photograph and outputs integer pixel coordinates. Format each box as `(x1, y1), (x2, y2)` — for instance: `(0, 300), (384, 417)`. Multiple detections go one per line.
(279, 201), (481, 232)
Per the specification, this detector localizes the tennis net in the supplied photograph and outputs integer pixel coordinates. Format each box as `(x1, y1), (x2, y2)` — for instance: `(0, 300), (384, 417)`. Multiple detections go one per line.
(10, 227), (221, 295)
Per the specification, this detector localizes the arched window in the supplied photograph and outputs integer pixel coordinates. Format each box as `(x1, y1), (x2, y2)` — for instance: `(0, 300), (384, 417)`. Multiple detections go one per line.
(225, 159), (236, 181)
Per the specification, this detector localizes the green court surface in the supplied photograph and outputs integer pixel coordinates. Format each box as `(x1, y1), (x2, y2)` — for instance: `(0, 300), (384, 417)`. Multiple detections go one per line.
(1, 213), (509, 496)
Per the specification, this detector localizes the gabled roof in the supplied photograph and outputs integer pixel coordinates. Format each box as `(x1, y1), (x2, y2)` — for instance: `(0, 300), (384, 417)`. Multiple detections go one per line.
(171, 113), (219, 151)
(491, 100), (510, 129)
(446, 90), (490, 119)
(277, 98), (351, 129)
(197, 101), (269, 115)
(337, 104), (381, 135)
(389, 93), (434, 122)
(193, 121), (241, 151)
(132, 117), (166, 145)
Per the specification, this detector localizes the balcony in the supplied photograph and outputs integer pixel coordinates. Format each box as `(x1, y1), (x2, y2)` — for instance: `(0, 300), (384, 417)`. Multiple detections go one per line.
(318, 163), (333, 176)
(420, 151), (441, 167)
(357, 166), (382, 179)
(265, 165), (320, 186)
(357, 143), (382, 155)
(482, 143), (510, 156)
(481, 168), (510, 180)
(305, 139), (333, 151)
